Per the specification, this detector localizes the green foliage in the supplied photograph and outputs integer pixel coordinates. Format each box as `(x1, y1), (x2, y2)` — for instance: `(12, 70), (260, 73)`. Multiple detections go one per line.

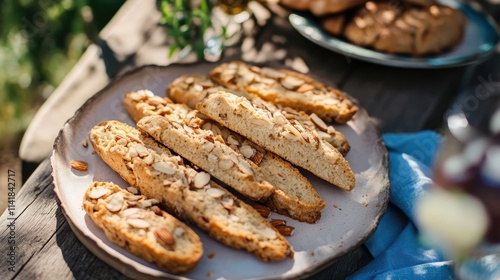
(0, 0), (124, 145)
(159, 0), (214, 60)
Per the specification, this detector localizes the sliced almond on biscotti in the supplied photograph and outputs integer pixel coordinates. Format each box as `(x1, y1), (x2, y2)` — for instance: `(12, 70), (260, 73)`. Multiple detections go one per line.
(167, 74), (251, 109)
(124, 90), (325, 223)
(207, 121), (326, 223)
(166, 75), (351, 156)
(166, 74), (248, 109)
(137, 115), (275, 201)
(123, 89), (190, 123)
(197, 91), (356, 191)
(208, 61), (358, 124)
(83, 181), (203, 274)
(88, 120), (293, 261)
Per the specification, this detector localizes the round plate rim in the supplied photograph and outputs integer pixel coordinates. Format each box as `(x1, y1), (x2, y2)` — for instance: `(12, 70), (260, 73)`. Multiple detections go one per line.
(289, 1), (500, 69)
(51, 63), (391, 279)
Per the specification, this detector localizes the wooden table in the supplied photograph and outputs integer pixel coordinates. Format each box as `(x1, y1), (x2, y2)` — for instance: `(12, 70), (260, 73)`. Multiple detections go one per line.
(4, 0), (500, 279)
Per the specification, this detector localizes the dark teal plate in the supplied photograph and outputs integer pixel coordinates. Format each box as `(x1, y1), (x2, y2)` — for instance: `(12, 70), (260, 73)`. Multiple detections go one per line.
(289, 0), (499, 68)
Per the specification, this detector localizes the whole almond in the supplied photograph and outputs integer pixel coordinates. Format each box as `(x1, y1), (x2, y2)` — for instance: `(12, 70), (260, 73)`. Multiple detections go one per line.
(251, 151), (263, 165)
(270, 219), (287, 227)
(70, 160), (88, 171)
(154, 227), (175, 246)
(252, 204), (271, 218)
(275, 225), (295, 236)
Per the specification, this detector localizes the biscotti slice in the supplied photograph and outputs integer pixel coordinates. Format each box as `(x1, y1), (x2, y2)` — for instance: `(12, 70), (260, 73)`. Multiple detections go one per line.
(89, 120), (293, 261)
(124, 90), (325, 223)
(124, 90), (191, 124)
(125, 90), (275, 201)
(137, 115), (275, 201)
(166, 75), (351, 156)
(209, 61), (358, 123)
(197, 91), (356, 191)
(279, 106), (350, 156)
(203, 120), (326, 223)
(123, 89), (202, 123)
(167, 74), (252, 109)
(83, 181), (203, 274)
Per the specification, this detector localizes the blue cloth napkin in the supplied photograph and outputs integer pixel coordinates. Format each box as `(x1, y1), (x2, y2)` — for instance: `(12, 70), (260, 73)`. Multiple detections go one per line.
(348, 131), (456, 280)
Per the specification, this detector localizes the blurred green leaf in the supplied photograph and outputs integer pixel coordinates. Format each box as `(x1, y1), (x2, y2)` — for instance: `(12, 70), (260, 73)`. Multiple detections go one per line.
(159, 0), (220, 60)
(0, 0), (124, 144)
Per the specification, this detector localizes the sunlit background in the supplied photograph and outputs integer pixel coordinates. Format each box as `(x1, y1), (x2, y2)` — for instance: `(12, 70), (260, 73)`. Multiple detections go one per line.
(0, 0), (124, 211)
(1, 0), (125, 140)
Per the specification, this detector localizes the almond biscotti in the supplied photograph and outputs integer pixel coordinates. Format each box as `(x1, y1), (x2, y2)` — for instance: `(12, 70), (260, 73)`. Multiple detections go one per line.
(137, 115), (275, 201)
(125, 90), (274, 201)
(124, 90), (325, 223)
(167, 74), (350, 156)
(195, 121), (326, 223)
(124, 91), (191, 124)
(89, 120), (293, 261)
(167, 74), (251, 109)
(208, 61), (358, 123)
(83, 181), (203, 274)
(197, 91), (356, 191)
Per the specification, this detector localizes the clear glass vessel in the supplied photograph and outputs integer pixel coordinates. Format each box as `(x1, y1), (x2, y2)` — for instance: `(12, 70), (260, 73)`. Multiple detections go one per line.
(432, 89), (500, 279)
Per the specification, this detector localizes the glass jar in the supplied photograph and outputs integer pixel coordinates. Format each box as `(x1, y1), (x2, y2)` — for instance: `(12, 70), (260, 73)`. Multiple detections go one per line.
(430, 89), (500, 279)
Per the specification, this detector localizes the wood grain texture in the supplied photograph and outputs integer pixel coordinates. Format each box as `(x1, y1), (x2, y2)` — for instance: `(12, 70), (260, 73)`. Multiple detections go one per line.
(1, 159), (55, 278)
(340, 63), (467, 133)
(0, 159), (132, 280)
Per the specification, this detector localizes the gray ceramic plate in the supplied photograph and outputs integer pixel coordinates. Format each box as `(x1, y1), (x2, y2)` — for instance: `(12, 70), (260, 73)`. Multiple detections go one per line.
(51, 63), (390, 279)
(289, 0), (499, 68)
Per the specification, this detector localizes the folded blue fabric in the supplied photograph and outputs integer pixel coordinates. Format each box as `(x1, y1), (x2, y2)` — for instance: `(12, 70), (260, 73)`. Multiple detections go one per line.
(348, 131), (455, 279)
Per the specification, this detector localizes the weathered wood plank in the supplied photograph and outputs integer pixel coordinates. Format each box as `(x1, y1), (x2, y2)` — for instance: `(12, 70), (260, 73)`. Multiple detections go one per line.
(1, 159), (54, 278)
(14, 207), (131, 280)
(0, 159), (131, 280)
(340, 63), (468, 133)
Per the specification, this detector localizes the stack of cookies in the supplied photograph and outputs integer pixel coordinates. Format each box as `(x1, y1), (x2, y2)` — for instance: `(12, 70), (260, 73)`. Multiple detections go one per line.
(83, 61), (359, 274)
(281, 0), (466, 56)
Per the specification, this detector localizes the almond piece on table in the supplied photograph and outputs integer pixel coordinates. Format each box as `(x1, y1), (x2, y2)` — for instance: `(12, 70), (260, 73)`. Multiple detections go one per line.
(70, 160), (88, 171)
